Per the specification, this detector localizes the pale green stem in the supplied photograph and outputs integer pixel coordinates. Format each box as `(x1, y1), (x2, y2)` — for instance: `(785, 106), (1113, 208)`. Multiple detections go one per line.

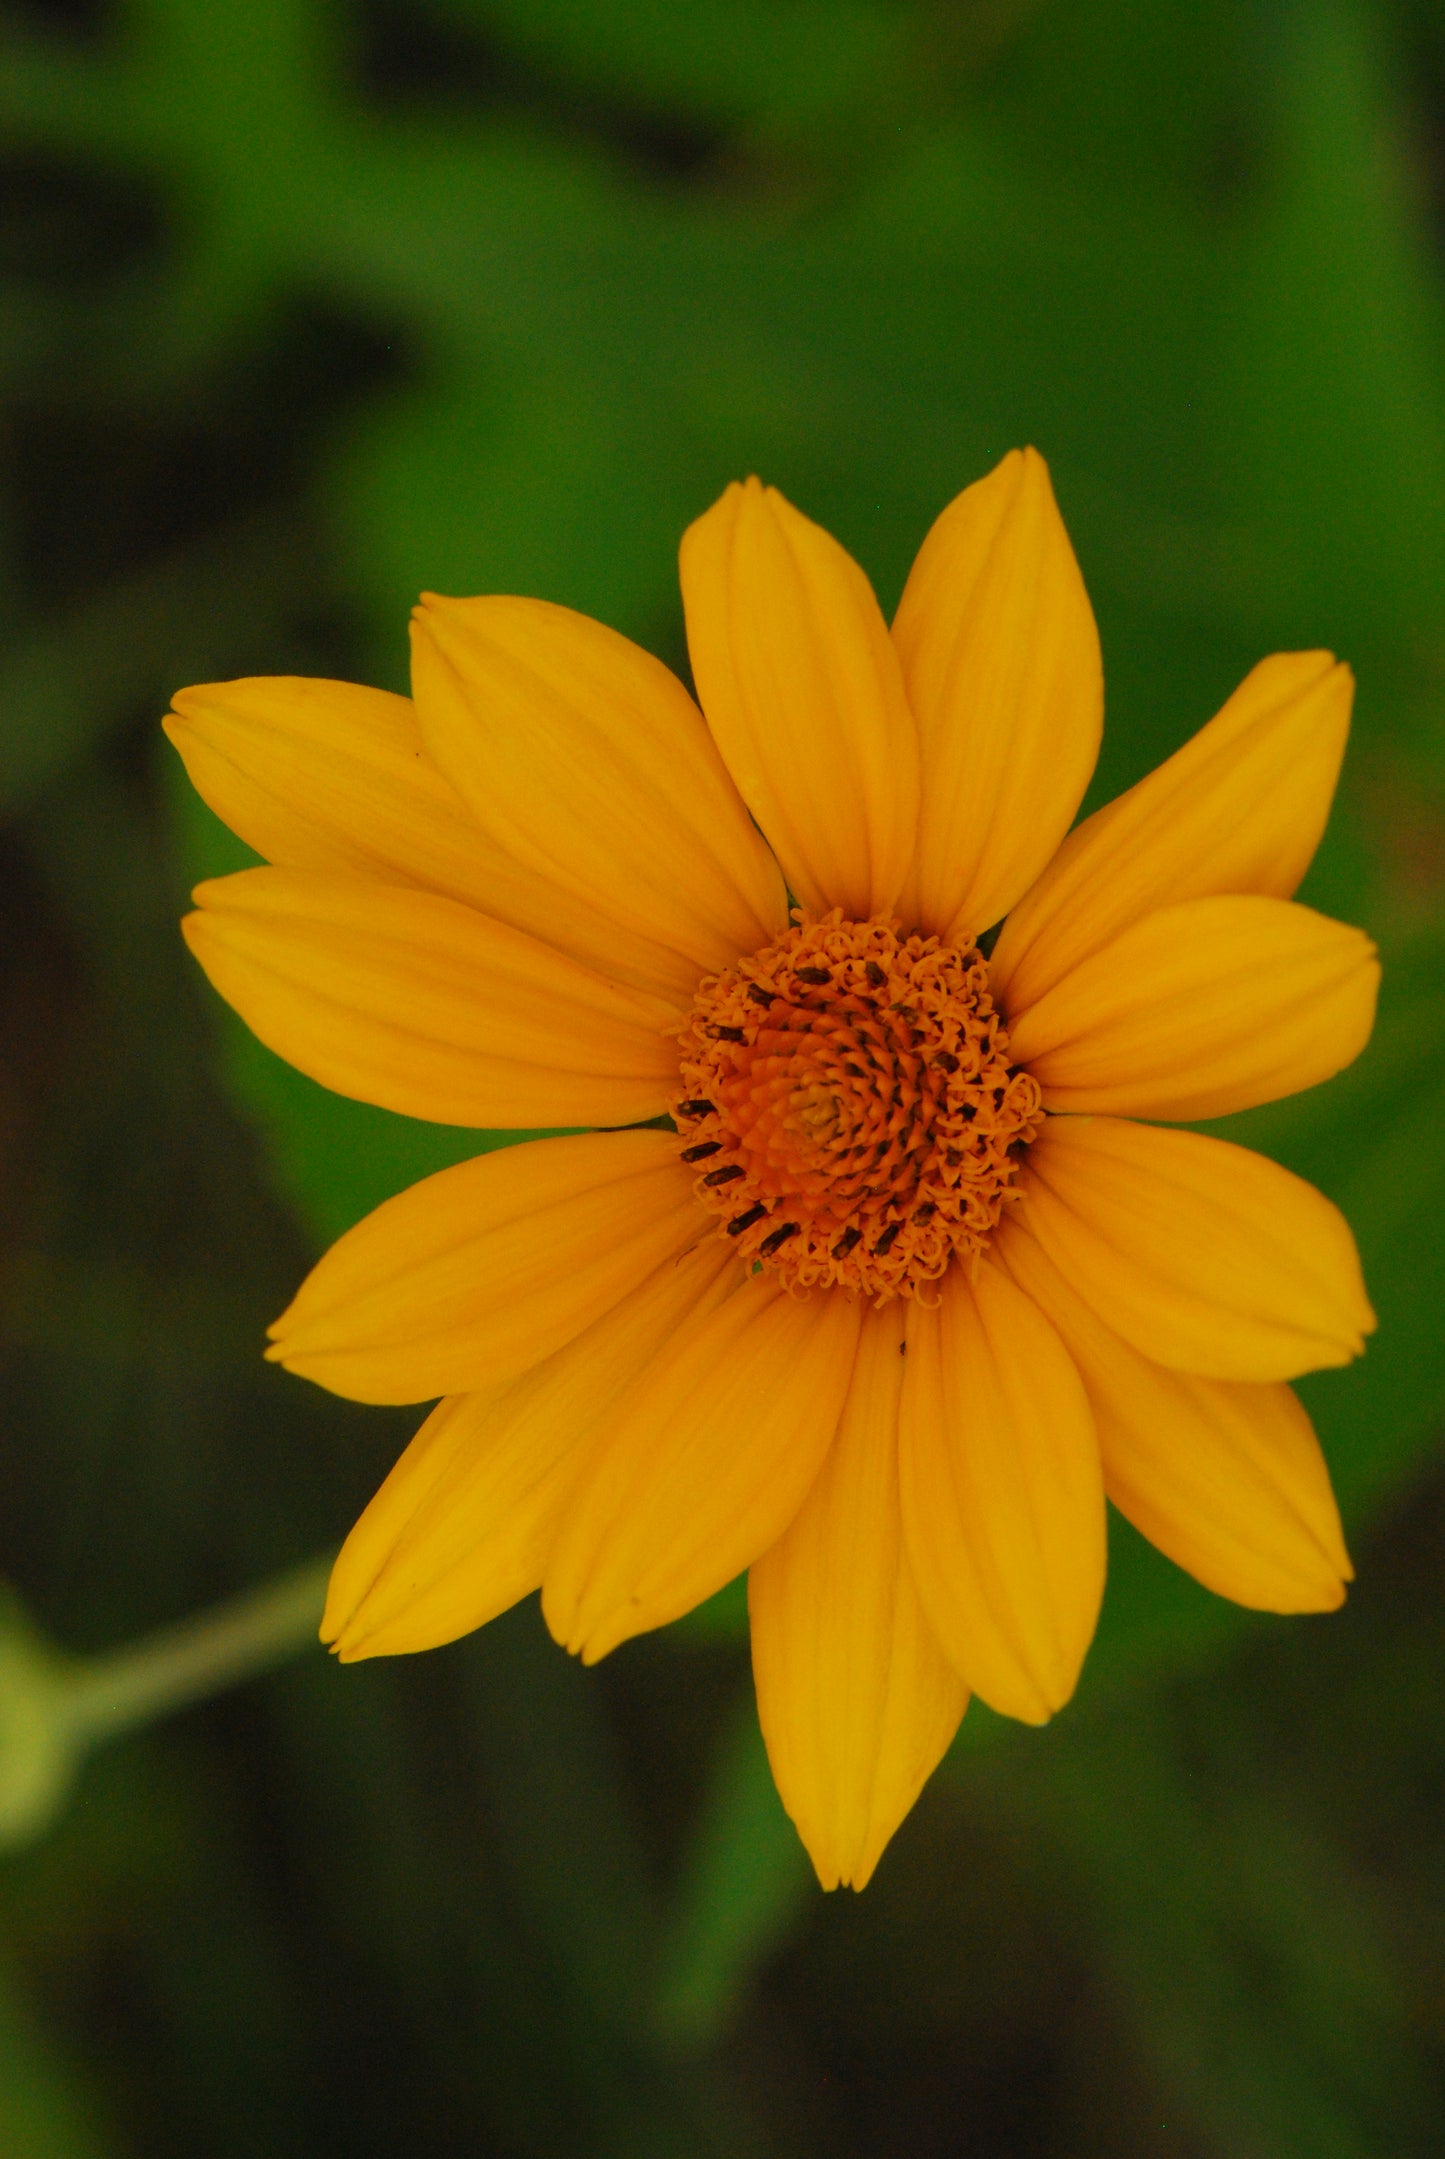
(59, 1555), (333, 1749)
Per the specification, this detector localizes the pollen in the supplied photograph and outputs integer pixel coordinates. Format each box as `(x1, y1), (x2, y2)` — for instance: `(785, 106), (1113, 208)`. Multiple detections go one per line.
(672, 910), (1044, 1302)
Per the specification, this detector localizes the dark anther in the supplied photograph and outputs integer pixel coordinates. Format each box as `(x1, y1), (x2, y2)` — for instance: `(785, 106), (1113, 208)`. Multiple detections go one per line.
(864, 960), (887, 987)
(933, 1050), (960, 1073)
(703, 1162), (746, 1186)
(911, 1201), (937, 1224)
(713, 1024), (746, 1043)
(728, 1202), (769, 1236)
(681, 1140), (722, 1162)
(831, 1225), (863, 1259)
(874, 1222), (902, 1257)
(747, 983), (777, 1006)
(677, 1098), (715, 1119)
(795, 966), (831, 985)
(758, 1221), (800, 1258)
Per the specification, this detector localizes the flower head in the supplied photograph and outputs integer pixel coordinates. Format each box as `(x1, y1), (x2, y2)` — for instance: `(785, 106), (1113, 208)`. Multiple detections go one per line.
(167, 449), (1378, 1889)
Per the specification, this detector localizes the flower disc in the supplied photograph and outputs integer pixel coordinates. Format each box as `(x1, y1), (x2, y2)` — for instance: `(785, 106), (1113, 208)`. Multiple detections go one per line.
(673, 910), (1043, 1301)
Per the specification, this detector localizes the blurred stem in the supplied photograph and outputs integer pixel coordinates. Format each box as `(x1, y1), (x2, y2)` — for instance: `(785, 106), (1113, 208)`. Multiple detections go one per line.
(62, 1555), (332, 1750)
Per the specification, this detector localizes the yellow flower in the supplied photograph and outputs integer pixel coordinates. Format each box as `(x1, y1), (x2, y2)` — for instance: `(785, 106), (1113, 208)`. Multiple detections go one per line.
(167, 450), (1378, 1889)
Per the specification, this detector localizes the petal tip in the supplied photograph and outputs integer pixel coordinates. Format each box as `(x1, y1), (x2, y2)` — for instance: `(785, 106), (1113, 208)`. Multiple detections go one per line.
(166, 683), (222, 727)
(332, 1634), (378, 1664)
(1275, 1565), (1350, 1615)
(539, 1579), (576, 1654)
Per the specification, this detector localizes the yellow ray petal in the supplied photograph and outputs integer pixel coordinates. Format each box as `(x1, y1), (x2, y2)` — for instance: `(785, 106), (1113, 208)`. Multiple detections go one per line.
(991, 650), (1353, 1011)
(1008, 894), (1379, 1121)
(994, 1217), (1351, 1612)
(748, 1303), (968, 1891)
(891, 448), (1103, 941)
(898, 1261), (1104, 1724)
(409, 595), (787, 991)
(323, 1236), (739, 1659)
(184, 867), (679, 1131)
(165, 675), (699, 1004)
(321, 1392), (473, 1647)
(543, 1273), (862, 1663)
(1020, 1116), (1374, 1382)
(267, 1131), (704, 1405)
(679, 478), (920, 920)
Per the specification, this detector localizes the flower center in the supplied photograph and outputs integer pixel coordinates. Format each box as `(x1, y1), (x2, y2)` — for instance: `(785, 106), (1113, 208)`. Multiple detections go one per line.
(671, 910), (1043, 1302)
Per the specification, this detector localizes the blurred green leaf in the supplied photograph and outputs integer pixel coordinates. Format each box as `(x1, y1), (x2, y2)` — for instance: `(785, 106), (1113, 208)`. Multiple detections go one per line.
(1223, 0), (1445, 655)
(1018, 1704), (1434, 2156)
(652, 1685), (810, 2052)
(427, 0), (913, 141)
(0, 513), (320, 822)
(459, 1605), (661, 2038)
(0, 1952), (116, 2159)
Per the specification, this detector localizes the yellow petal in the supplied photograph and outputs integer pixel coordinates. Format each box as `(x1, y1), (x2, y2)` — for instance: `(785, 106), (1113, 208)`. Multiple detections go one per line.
(165, 675), (698, 1005)
(1007, 894), (1379, 1120)
(267, 1130), (704, 1405)
(679, 478), (920, 919)
(543, 1273), (862, 1663)
(1020, 1116), (1374, 1382)
(995, 1217), (1351, 1613)
(409, 595), (787, 995)
(891, 448), (1103, 940)
(898, 1260), (1104, 1724)
(748, 1303), (968, 1891)
(184, 867), (679, 1130)
(991, 650), (1353, 1011)
(323, 1236), (739, 1659)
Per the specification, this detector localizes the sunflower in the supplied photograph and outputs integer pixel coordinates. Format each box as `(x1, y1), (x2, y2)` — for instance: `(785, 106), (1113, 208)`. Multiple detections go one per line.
(167, 449), (1378, 1889)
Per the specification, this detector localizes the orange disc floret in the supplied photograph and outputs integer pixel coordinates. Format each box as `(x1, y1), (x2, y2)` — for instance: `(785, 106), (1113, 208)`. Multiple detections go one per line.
(672, 910), (1043, 1302)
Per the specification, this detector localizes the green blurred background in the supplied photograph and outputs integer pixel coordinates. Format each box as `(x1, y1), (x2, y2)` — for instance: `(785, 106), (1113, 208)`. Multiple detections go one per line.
(2, 0), (1445, 2150)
